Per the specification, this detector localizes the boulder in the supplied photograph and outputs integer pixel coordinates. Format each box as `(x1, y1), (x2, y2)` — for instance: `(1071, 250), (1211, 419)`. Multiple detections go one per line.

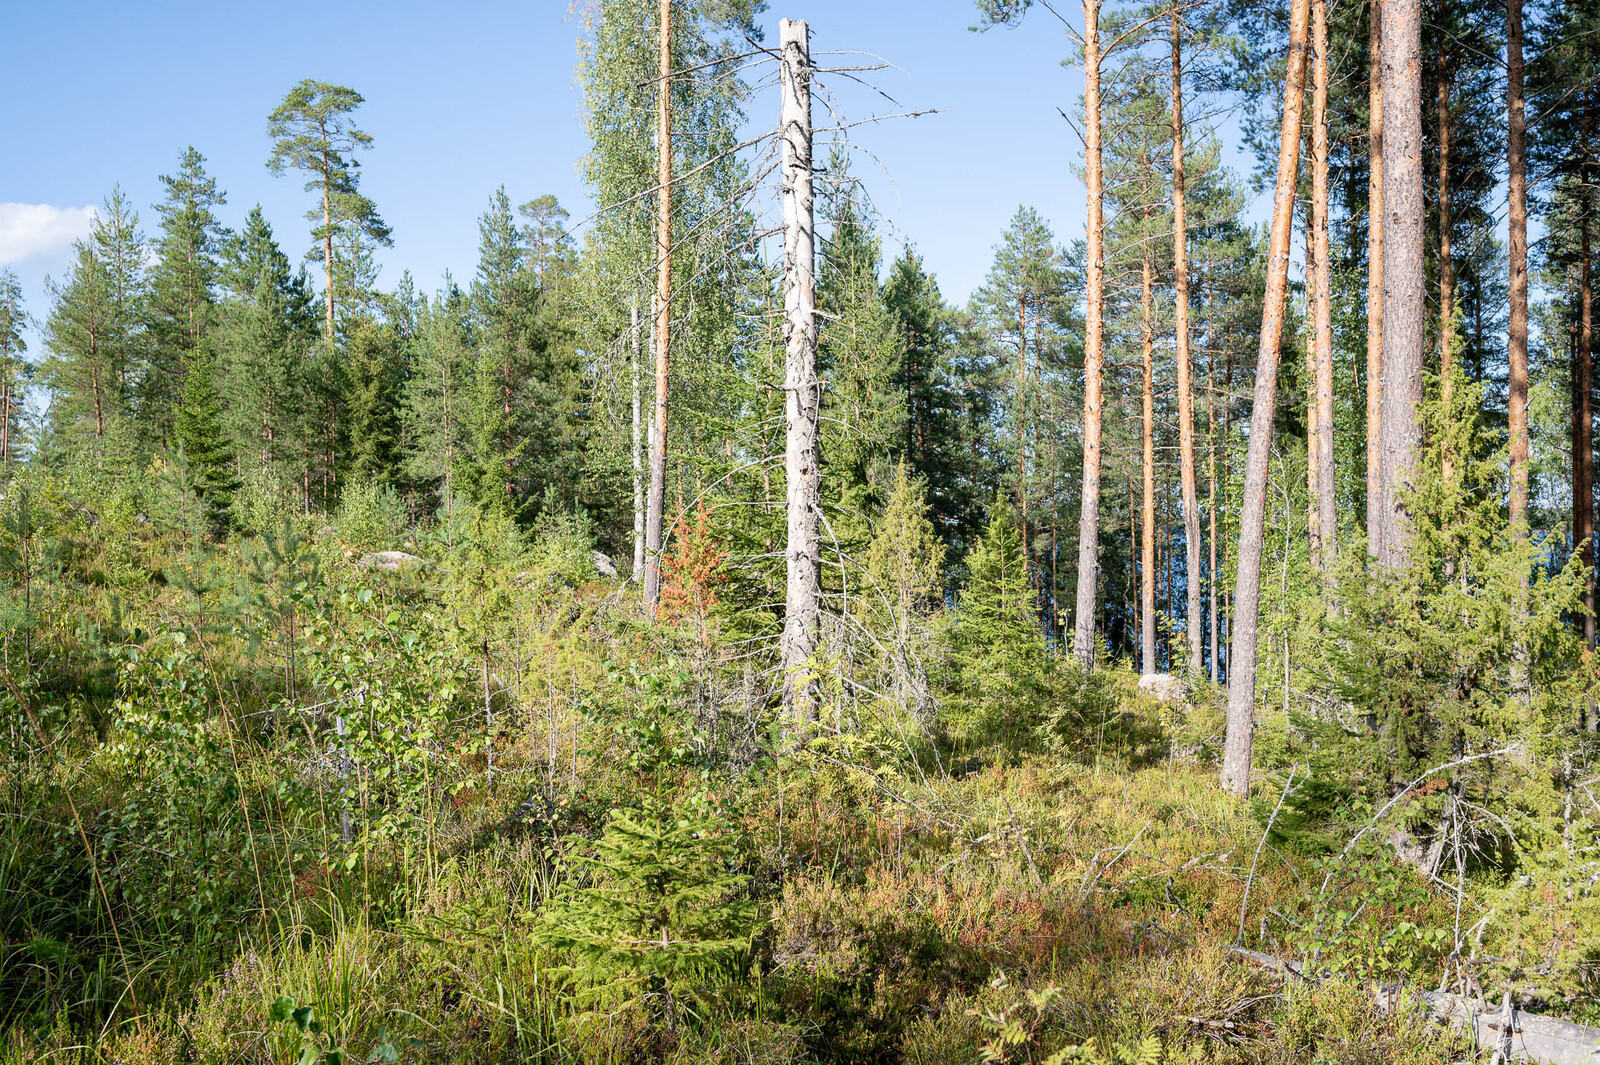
(592, 550), (619, 579)
(358, 551), (424, 571)
(1138, 673), (1188, 705)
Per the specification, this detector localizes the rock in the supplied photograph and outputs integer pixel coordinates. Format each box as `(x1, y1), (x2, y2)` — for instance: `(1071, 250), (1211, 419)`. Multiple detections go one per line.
(358, 551), (424, 571)
(1138, 673), (1188, 705)
(592, 550), (619, 579)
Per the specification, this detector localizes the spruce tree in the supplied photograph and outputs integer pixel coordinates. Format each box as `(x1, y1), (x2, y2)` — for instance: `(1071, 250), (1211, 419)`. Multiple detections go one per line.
(172, 353), (241, 531)
(147, 147), (228, 440)
(214, 206), (316, 485)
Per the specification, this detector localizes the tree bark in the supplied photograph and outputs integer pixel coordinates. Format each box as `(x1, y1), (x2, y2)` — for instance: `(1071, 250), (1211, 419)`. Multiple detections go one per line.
(1208, 321), (1220, 683)
(1074, 0), (1107, 670)
(1141, 204), (1157, 676)
(643, 0), (673, 616)
(321, 137), (335, 342)
(1437, 38), (1455, 487)
(632, 296), (646, 577)
(1366, 0), (1385, 557)
(1579, 206), (1596, 649)
(1508, 0), (1530, 536)
(1223, 0), (1310, 799)
(1312, 0), (1337, 568)
(1377, 0), (1425, 570)
(1172, 13), (1204, 675)
(779, 18), (820, 725)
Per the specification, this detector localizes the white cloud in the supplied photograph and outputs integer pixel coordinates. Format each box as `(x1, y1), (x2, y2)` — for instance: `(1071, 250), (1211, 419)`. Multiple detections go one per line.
(0, 203), (98, 267)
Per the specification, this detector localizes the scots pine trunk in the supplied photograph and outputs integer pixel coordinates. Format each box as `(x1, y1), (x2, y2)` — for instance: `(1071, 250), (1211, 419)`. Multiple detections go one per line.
(1366, 0), (1385, 557)
(1223, 0), (1310, 798)
(1073, 0), (1106, 670)
(1377, 0), (1425, 570)
(779, 18), (820, 725)
(1141, 208), (1157, 676)
(1172, 13), (1204, 675)
(1508, 0), (1531, 535)
(1312, 0), (1337, 567)
(1437, 43), (1455, 486)
(643, 0), (673, 616)
(1579, 206), (1596, 649)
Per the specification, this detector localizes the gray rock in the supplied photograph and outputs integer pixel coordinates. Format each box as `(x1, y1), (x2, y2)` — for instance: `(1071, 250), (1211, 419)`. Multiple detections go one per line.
(358, 551), (424, 571)
(1138, 673), (1188, 705)
(592, 550), (619, 579)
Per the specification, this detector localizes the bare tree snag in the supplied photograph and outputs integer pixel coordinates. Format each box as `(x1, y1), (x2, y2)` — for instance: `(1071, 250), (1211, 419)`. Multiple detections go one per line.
(779, 18), (820, 725)
(1377, 0), (1425, 570)
(1312, 0), (1337, 568)
(632, 296), (646, 577)
(643, 0), (673, 616)
(1074, 0), (1107, 670)
(1172, 12), (1204, 675)
(1223, 0), (1311, 799)
(1367, 0), (1385, 558)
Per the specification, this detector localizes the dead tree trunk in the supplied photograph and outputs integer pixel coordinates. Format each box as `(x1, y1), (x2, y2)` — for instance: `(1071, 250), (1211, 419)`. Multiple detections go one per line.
(1366, 0), (1385, 558)
(1312, 0), (1337, 568)
(1508, 0), (1531, 536)
(1377, 0), (1425, 570)
(1223, 0), (1311, 799)
(631, 296), (646, 577)
(779, 18), (820, 725)
(643, 0), (673, 617)
(1074, 0), (1107, 670)
(1172, 12), (1204, 675)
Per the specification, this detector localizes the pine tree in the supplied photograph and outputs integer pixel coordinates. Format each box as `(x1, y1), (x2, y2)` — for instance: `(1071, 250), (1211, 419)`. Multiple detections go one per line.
(0, 270), (29, 466)
(266, 80), (391, 342)
(40, 190), (148, 465)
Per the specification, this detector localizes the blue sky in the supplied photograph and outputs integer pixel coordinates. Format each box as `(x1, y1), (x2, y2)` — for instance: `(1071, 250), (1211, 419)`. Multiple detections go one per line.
(1, 0), (1262, 354)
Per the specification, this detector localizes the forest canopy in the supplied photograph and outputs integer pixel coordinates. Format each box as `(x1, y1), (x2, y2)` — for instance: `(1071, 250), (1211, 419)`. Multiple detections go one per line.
(1, 0), (1598, 1062)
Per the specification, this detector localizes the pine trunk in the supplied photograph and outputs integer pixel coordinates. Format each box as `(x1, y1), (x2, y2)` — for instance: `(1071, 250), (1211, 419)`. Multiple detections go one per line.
(1222, 0), (1311, 798)
(1574, 211), (1587, 646)
(643, 0), (673, 616)
(1141, 212), (1157, 676)
(1073, 0), (1106, 670)
(779, 18), (820, 725)
(1438, 43), (1455, 479)
(1508, 0), (1531, 535)
(1172, 13), (1204, 675)
(1377, 0), (1425, 570)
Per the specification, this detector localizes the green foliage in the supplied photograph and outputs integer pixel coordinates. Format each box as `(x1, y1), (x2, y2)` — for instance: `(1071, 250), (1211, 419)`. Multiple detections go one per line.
(269, 995), (415, 1065)
(946, 498), (1043, 741)
(534, 789), (758, 1018)
(333, 481), (409, 552)
(173, 353), (241, 531)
